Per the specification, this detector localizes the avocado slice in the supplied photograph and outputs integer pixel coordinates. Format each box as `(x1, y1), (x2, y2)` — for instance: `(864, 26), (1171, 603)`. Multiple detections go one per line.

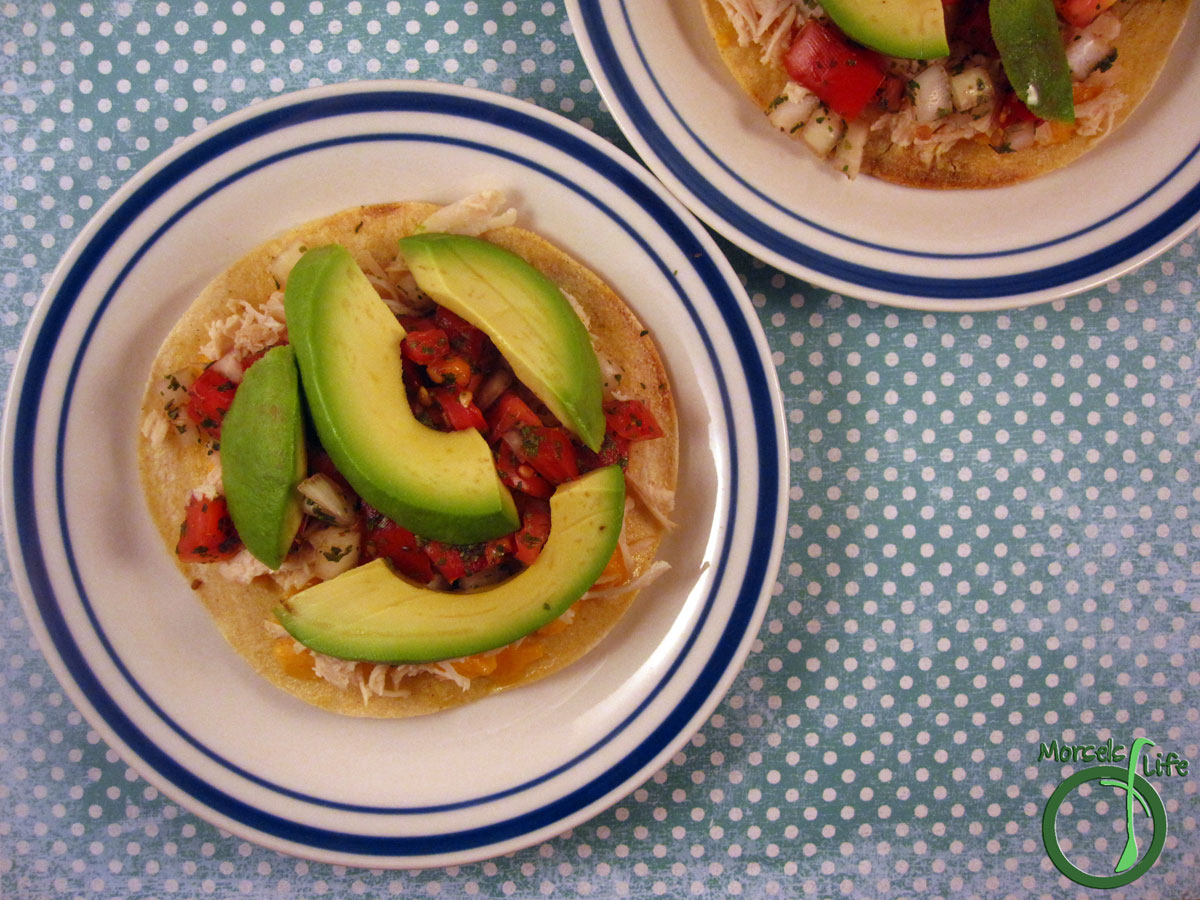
(285, 244), (518, 545)
(822, 0), (949, 60)
(399, 233), (607, 451)
(990, 0), (1075, 123)
(275, 465), (626, 663)
(221, 345), (307, 569)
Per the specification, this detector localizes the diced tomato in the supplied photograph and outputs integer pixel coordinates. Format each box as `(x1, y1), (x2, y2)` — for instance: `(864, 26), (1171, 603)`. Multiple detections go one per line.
(421, 540), (473, 583)
(486, 390), (542, 443)
(495, 439), (554, 498)
(364, 520), (435, 583)
(513, 425), (579, 484)
(604, 399), (664, 442)
(176, 494), (241, 562)
(435, 307), (494, 369)
(432, 386), (488, 431)
(513, 498), (551, 566)
(782, 20), (887, 121)
(485, 534), (516, 567)
(577, 429), (631, 473)
(402, 328), (450, 366)
(423, 533), (516, 583)
(186, 366), (238, 438)
(1054, 0), (1117, 27)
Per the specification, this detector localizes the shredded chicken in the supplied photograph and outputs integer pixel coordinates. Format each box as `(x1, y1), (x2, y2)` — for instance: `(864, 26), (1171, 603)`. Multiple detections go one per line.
(217, 547), (273, 583)
(140, 409), (169, 447)
(562, 289), (593, 331)
(715, 0), (804, 63)
(188, 460), (224, 502)
(261, 621), (514, 702)
(418, 189), (518, 236)
(625, 469), (677, 530)
(1073, 71), (1126, 137)
(875, 106), (997, 165)
(199, 294), (288, 363)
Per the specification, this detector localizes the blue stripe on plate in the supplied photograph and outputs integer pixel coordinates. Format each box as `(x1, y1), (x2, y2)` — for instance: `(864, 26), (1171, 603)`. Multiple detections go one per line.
(11, 86), (782, 857)
(576, 2), (1200, 301)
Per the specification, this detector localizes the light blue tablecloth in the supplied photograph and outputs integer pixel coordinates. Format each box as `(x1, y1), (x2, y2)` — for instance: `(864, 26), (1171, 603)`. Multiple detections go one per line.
(2, 2), (1196, 898)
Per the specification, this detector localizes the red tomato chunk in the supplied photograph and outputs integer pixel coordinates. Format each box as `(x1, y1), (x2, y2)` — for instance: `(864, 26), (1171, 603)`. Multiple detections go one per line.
(605, 399), (664, 442)
(513, 498), (551, 566)
(432, 386), (488, 431)
(364, 519), (435, 584)
(486, 390), (542, 443)
(176, 495), (241, 562)
(782, 20), (887, 121)
(513, 425), (579, 484)
(495, 440), (555, 498)
(186, 366), (238, 438)
(402, 328), (450, 366)
(1055, 0), (1118, 27)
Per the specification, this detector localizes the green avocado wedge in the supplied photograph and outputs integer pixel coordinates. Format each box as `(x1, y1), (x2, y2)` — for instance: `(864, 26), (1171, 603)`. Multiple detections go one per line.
(285, 244), (518, 545)
(221, 345), (307, 569)
(990, 0), (1075, 123)
(275, 465), (626, 663)
(822, 0), (949, 59)
(399, 233), (606, 452)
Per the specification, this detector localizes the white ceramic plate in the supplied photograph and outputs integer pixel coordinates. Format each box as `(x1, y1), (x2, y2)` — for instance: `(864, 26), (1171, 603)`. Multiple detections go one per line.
(567, 0), (1200, 310)
(0, 81), (788, 868)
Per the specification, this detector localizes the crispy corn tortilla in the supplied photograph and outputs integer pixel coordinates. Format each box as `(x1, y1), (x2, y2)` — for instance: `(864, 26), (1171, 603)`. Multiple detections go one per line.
(137, 201), (678, 718)
(701, 0), (1190, 188)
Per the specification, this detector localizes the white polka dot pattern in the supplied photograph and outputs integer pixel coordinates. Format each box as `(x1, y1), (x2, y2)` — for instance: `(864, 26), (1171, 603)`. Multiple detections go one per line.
(2, 2), (1198, 897)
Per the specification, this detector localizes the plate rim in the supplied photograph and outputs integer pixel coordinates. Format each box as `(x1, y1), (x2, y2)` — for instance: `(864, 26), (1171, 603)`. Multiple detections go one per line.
(0, 80), (790, 868)
(565, 0), (1200, 311)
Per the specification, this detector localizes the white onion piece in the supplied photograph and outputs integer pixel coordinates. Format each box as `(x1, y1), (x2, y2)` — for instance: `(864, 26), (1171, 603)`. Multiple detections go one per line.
(950, 66), (995, 114)
(474, 369), (513, 411)
(269, 239), (308, 288)
(1005, 120), (1038, 152)
(912, 63), (953, 124)
(298, 473), (358, 526)
(307, 525), (361, 582)
(1065, 14), (1119, 79)
(768, 87), (820, 134)
(801, 106), (845, 158)
(832, 119), (868, 179)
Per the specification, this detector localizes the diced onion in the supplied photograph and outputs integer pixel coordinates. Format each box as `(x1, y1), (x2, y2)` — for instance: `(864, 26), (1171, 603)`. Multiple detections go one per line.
(800, 106), (845, 158)
(307, 524), (361, 582)
(269, 240), (308, 289)
(768, 84), (820, 134)
(474, 369), (513, 411)
(912, 63), (953, 124)
(1005, 120), (1038, 152)
(831, 119), (868, 179)
(298, 473), (357, 526)
(950, 66), (995, 114)
(1065, 14), (1119, 80)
